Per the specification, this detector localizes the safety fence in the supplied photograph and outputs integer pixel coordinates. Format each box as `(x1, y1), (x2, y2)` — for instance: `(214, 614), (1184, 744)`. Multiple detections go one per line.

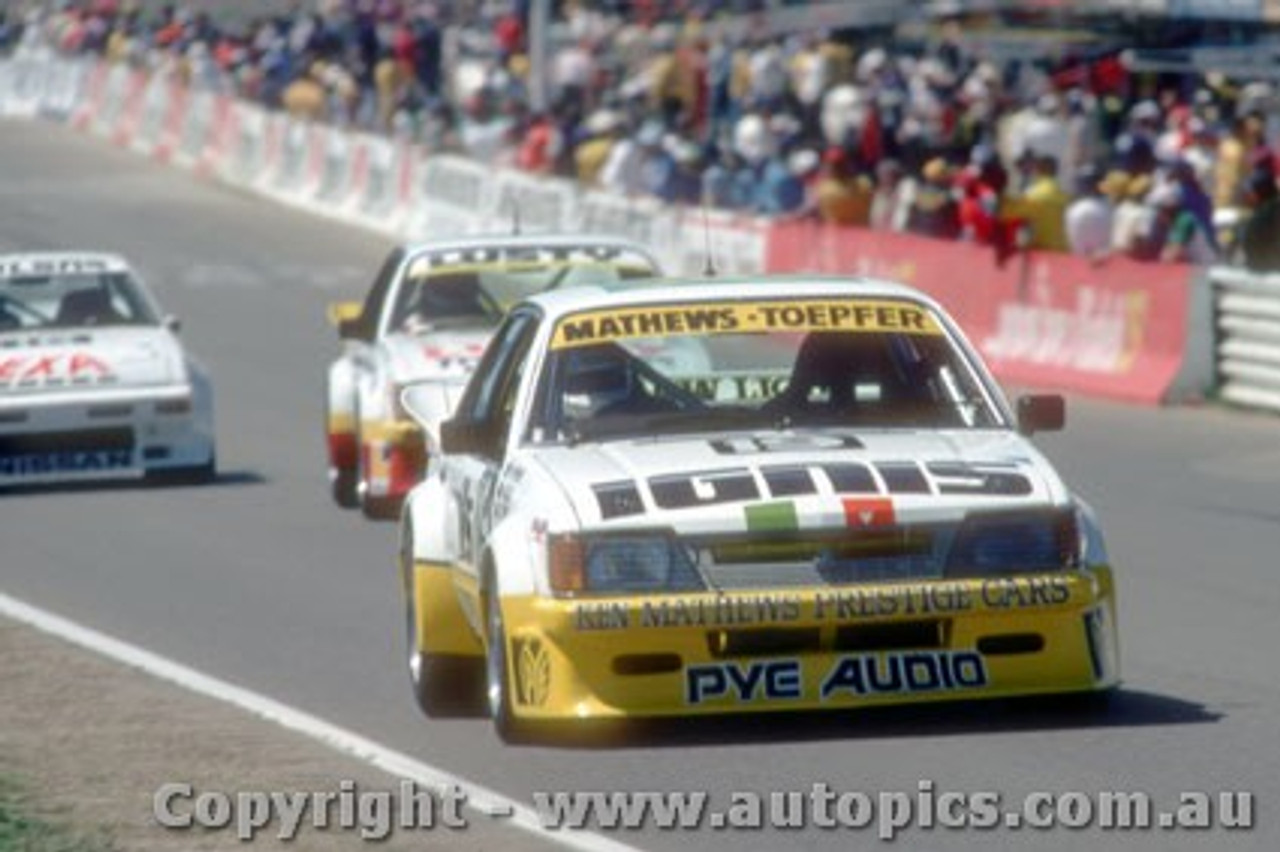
(1207, 267), (1280, 413)
(1, 51), (1274, 413)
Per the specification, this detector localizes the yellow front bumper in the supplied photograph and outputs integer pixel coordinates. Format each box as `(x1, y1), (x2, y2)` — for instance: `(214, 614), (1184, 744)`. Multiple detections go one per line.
(497, 569), (1118, 721)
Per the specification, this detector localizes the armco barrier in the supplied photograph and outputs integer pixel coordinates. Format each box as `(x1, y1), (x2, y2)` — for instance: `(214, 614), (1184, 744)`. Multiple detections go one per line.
(406, 154), (495, 238)
(1208, 267), (1280, 413)
(198, 95), (239, 178)
(0, 53), (46, 117)
(489, 168), (578, 233)
(315, 128), (353, 206)
(68, 61), (108, 130)
(0, 51), (87, 118)
(218, 101), (267, 185)
(681, 209), (769, 277)
(578, 192), (684, 272)
(130, 73), (173, 157)
(266, 116), (313, 199)
(345, 135), (412, 232)
(110, 68), (148, 147)
(32, 56), (89, 119)
(89, 63), (131, 138)
(768, 221), (1214, 404)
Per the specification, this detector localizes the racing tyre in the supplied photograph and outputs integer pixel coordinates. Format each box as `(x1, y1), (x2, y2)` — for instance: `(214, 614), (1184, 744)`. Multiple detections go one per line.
(145, 453), (217, 486)
(331, 466), (358, 508)
(326, 396), (359, 508)
(402, 531), (481, 716)
(484, 574), (530, 744)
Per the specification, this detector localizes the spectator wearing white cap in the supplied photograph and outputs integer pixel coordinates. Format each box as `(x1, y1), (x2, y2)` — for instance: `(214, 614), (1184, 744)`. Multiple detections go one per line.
(598, 121), (646, 197)
(1111, 172), (1155, 259)
(1183, 118), (1219, 194)
(574, 109), (623, 185)
(1114, 100), (1161, 175)
(869, 158), (914, 233)
(1011, 92), (1070, 184)
(552, 36), (596, 108)
(1065, 165), (1114, 261)
(733, 112), (775, 167)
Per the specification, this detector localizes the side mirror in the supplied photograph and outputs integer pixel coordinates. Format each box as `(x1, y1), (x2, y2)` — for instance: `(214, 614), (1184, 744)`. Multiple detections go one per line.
(1017, 394), (1065, 435)
(399, 381), (468, 432)
(163, 314), (182, 333)
(439, 417), (501, 457)
(327, 301), (363, 339)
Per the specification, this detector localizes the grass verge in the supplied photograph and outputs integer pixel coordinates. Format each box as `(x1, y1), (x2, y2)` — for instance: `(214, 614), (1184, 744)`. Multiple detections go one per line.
(0, 776), (115, 852)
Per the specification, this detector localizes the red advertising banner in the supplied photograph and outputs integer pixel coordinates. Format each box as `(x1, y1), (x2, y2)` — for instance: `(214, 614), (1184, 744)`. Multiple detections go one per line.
(767, 221), (1195, 404)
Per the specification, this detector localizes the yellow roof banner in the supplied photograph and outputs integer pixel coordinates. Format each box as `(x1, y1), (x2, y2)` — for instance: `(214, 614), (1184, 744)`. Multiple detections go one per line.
(406, 258), (652, 279)
(550, 299), (943, 350)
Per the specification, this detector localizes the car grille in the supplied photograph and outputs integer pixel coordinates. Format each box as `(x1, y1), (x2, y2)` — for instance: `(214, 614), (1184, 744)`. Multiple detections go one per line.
(693, 529), (945, 591)
(0, 427), (135, 455)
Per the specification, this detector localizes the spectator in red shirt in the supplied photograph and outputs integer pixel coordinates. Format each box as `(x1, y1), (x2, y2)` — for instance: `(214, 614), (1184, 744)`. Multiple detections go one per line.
(957, 148), (1009, 249)
(494, 12), (523, 59)
(515, 112), (560, 174)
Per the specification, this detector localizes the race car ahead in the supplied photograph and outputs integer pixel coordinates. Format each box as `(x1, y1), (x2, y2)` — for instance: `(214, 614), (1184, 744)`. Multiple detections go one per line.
(325, 234), (661, 520)
(0, 252), (215, 488)
(397, 276), (1119, 741)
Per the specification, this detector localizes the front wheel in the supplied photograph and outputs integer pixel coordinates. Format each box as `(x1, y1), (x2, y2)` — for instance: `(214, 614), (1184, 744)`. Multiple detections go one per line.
(485, 579), (527, 743)
(331, 466), (358, 508)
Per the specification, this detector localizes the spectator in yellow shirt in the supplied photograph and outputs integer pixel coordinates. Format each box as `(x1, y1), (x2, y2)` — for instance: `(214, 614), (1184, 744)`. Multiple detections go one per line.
(1215, 113), (1265, 211)
(282, 65), (328, 123)
(1003, 154), (1069, 251)
(813, 148), (872, 226)
(574, 110), (621, 186)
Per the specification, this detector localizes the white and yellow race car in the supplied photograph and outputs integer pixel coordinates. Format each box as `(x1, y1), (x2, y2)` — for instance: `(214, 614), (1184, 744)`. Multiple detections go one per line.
(324, 235), (661, 519)
(398, 277), (1119, 741)
(0, 252), (215, 488)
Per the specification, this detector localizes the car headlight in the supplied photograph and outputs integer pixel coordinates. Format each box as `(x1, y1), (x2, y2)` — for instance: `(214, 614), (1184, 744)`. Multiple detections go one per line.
(154, 396), (192, 415)
(548, 534), (702, 595)
(945, 509), (1080, 578)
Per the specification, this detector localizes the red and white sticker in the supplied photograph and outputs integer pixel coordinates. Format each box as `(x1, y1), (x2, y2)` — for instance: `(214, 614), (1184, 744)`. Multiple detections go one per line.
(0, 353), (114, 382)
(841, 497), (895, 529)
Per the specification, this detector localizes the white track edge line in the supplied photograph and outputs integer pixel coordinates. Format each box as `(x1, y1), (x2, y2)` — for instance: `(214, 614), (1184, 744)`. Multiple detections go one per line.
(0, 591), (645, 852)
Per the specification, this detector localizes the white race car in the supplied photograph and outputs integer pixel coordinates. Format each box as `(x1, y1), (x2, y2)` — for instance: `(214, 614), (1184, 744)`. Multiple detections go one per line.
(324, 234), (662, 520)
(398, 276), (1118, 741)
(0, 252), (215, 487)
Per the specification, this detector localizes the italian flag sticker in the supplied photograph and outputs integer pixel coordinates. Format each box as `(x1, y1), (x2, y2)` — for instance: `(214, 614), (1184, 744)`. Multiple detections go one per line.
(744, 501), (799, 533)
(842, 497), (895, 528)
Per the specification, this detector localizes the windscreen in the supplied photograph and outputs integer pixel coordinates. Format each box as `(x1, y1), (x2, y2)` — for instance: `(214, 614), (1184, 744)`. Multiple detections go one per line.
(530, 298), (1004, 442)
(0, 270), (158, 331)
(388, 246), (659, 334)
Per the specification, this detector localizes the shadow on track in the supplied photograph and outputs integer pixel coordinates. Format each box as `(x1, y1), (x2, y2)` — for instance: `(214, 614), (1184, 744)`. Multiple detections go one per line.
(519, 688), (1220, 751)
(0, 469), (268, 497)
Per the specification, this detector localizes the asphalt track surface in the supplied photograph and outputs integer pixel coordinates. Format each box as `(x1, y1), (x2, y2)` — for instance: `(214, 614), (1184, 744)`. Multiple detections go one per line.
(1, 120), (1278, 852)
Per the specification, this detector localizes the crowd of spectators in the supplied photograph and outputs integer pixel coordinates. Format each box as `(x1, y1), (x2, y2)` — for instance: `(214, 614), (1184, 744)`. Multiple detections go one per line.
(9, 0), (1280, 269)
